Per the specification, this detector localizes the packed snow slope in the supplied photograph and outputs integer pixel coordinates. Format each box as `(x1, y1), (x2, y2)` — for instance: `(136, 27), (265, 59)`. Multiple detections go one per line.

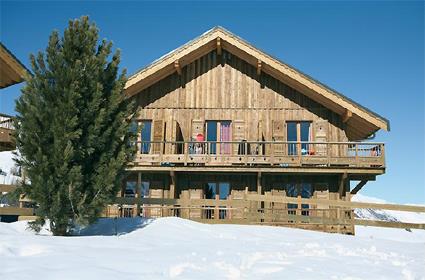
(1, 217), (425, 280)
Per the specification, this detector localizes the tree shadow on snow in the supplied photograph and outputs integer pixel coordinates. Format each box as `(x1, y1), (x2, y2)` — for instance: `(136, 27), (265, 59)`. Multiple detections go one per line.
(72, 217), (154, 236)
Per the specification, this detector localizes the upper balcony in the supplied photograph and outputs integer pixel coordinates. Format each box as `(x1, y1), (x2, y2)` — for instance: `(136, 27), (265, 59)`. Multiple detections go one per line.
(131, 140), (385, 171)
(0, 114), (15, 152)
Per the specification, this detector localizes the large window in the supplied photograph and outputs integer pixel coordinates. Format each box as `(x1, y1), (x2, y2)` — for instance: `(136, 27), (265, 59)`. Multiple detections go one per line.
(205, 120), (232, 155)
(285, 182), (313, 215)
(205, 182), (231, 219)
(287, 121), (312, 155)
(140, 120), (152, 154)
(206, 121), (217, 154)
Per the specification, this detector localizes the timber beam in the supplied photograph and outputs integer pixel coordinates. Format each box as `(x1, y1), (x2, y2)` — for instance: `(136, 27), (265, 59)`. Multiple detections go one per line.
(338, 173), (348, 197)
(342, 109), (353, 123)
(257, 60), (262, 76)
(351, 180), (368, 194)
(174, 60), (182, 75)
(216, 37), (222, 55)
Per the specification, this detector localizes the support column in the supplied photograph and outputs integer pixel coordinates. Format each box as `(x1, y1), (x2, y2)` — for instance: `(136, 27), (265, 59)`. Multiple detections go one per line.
(170, 171), (176, 199)
(136, 172), (141, 216)
(338, 173), (348, 199)
(257, 172), (262, 194)
(257, 172), (262, 211)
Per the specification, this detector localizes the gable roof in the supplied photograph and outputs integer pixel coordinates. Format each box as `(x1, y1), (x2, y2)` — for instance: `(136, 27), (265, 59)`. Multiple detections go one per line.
(0, 42), (30, 89)
(125, 27), (389, 140)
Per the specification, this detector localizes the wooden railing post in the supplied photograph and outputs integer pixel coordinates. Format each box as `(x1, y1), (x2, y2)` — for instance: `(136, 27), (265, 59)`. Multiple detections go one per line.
(159, 141), (163, 162)
(298, 141), (302, 166)
(270, 142), (275, 166)
(355, 143), (359, 167)
(381, 144), (385, 166)
(297, 194), (301, 224)
(244, 141), (248, 165)
(184, 142), (188, 166)
(327, 143), (331, 166)
(215, 194), (219, 220)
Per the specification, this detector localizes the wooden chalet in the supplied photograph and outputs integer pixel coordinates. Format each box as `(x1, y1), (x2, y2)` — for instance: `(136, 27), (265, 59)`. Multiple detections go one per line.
(0, 43), (29, 151)
(113, 27), (389, 234)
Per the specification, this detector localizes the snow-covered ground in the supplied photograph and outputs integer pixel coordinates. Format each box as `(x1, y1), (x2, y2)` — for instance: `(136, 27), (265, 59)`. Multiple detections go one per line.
(1, 217), (425, 280)
(1, 151), (425, 279)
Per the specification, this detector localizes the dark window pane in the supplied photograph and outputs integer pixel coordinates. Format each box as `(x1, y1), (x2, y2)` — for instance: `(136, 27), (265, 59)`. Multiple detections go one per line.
(205, 183), (217, 199)
(286, 183), (298, 209)
(300, 122), (311, 155)
(206, 121), (217, 154)
(141, 181), (150, 198)
(301, 183), (312, 210)
(219, 182), (230, 200)
(125, 181), (137, 197)
(287, 122), (297, 155)
(141, 121), (152, 154)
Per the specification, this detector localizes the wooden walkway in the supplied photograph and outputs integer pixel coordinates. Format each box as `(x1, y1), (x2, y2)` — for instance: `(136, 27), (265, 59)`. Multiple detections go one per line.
(2, 184), (424, 234)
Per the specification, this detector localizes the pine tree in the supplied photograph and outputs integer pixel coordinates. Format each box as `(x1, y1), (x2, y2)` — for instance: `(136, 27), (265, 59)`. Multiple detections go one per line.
(14, 16), (135, 236)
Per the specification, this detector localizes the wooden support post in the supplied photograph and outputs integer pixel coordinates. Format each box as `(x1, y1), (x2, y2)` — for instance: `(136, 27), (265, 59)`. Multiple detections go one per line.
(136, 172), (141, 216)
(184, 142), (188, 166)
(169, 171), (176, 199)
(256, 172), (262, 195)
(296, 195), (302, 224)
(257, 172), (262, 211)
(216, 37), (222, 56)
(338, 173), (348, 198)
(215, 194), (220, 220)
(174, 60), (182, 75)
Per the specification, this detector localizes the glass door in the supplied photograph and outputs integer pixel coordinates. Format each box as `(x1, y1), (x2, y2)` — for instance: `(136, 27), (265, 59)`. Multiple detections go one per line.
(141, 120), (152, 154)
(220, 121), (232, 155)
(206, 121), (217, 154)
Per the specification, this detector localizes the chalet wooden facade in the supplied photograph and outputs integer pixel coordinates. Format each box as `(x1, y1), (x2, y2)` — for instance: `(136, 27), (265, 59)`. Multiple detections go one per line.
(113, 27), (389, 234)
(0, 43), (28, 151)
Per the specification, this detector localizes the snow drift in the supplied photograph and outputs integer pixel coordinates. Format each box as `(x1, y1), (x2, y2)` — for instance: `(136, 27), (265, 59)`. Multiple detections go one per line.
(1, 217), (424, 280)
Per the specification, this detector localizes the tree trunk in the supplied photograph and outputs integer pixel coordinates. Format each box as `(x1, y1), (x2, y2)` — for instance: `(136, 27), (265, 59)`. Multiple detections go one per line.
(50, 220), (68, 236)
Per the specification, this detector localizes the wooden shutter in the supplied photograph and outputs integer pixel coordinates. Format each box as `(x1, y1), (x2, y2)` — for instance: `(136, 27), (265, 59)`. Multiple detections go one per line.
(233, 120), (245, 154)
(315, 120), (328, 156)
(191, 120), (204, 139)
(152, 120), (164, 154)
(272, 120), (285, 155)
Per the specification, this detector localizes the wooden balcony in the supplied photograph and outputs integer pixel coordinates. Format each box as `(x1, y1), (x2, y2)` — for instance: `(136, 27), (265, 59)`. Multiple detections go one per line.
(0, 114), (15, 151)
(132, 141), (385, 170)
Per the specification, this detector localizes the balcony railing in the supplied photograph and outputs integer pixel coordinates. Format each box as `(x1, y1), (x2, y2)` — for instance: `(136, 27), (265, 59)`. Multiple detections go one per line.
(133, 141), (385, 168)
(0, 114), (15, 151)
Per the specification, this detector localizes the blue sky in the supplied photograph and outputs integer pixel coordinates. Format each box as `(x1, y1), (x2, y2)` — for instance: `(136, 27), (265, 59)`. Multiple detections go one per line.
(1, 1), (424, 204)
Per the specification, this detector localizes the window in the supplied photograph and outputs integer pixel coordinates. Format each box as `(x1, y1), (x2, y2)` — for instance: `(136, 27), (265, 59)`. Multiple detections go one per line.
(140, 121), (152, 154)
(141, 181), (150, 198)
(206, 121), (217, 154)
(286, 121), (312, 155)
(285, 182), (312, 216)
(204, 182), (231, 219)
(205, 120), (232, 155)
(125, 181), (137, 198)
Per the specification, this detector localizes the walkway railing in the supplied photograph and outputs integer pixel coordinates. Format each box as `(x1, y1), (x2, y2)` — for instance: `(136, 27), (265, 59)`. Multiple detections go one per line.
(134, 141), (385, 168)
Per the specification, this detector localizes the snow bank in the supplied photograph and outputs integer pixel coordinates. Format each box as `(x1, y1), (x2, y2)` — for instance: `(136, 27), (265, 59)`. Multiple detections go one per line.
(1, 217), (424, 280)
(0, 150), (20, 185)
(353, 194), (425, 224)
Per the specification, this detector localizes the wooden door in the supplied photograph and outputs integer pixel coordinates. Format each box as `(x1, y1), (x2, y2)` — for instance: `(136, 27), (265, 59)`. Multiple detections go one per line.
(272, 120), (285, 155)
(152, 120), (164, 154)
(315, 120), (328, 156)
